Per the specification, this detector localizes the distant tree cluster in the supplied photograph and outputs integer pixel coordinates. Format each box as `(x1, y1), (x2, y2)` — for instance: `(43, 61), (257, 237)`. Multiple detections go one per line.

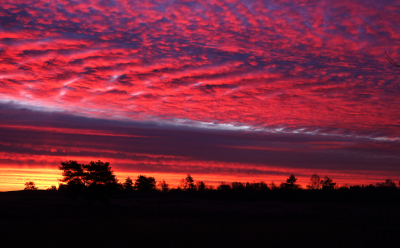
(376, 179), (397, 188)
(24, 181), (38, 190)
(22, 160), (400, 205)
(306, 174), (336, 190)
(180, 174), (195, 190)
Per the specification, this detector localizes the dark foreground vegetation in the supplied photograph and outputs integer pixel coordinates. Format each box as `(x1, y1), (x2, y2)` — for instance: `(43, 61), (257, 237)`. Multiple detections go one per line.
(1, 189), (400, 248)
(49, 160), (400, 206)
(2, 160), (400, 247)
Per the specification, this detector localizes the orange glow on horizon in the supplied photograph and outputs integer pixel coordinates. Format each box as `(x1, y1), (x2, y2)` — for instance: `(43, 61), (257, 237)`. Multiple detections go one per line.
(0, 166), (396, 192)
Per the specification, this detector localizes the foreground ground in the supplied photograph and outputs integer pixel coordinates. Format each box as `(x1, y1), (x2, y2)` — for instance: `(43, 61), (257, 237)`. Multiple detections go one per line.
(0, 191), (399, 248)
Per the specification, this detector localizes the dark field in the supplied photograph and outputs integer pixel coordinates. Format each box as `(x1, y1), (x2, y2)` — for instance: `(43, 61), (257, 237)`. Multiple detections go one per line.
(1, 191), (399, 248)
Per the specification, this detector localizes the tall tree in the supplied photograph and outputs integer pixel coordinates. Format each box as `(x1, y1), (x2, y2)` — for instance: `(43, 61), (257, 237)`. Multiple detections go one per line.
(184, 174), (196, 190)
(123, 177), (134, 191)
(307, 174), (321, 190)
(59, 160), (87, 186)
(134, 175), (156, 191)
(58, 160), (119, 205)
(283, 175), (300, 190)
(321, 176), (336, 190)
(179, 174), (196, 190)
(85, 161), (118, 185)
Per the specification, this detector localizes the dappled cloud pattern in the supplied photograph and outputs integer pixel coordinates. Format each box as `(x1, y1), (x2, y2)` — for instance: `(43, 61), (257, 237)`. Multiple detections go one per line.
(1, 0), (400, 140)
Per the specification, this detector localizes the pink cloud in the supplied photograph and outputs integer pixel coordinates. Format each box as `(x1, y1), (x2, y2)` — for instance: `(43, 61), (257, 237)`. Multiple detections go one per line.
(1, 0), (400, 190)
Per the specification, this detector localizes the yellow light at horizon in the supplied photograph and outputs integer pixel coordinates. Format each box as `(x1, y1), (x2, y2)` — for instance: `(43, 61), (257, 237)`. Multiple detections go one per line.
(0, 167), (61, 191)
(0, 167), (391, 192)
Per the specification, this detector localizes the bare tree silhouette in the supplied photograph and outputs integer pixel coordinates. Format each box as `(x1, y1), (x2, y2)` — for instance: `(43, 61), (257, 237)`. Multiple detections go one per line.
(157, 180), (169, 192)
(180, 174), (196, 190)
(385, 51), (400, 67)
(307, 174), (321, 190)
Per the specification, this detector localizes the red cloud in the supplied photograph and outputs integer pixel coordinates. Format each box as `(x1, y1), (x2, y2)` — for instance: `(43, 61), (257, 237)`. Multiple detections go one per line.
(1, 0), (400, 190)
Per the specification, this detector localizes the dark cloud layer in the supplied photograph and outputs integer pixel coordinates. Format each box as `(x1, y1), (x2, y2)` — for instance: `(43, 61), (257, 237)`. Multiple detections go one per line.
(0, 104), (399, 189)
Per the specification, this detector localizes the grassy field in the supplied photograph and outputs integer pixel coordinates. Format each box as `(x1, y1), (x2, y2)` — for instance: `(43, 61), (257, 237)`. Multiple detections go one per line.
(0, 190), (399, 248)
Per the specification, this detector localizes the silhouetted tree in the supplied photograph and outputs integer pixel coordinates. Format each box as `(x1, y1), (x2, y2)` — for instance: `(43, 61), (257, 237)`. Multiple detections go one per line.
(218, 182), (231, 191)
(134, 175), (156, 191)
(59, 160), (87, 186)
(321, 176), (336, 190)
(58, 183), (68, 191)
(283, 175), (300, 190)
(85, 161), (118, 186)
(350, 185), (362, 190)
(123, 177), (134, 191)
(307, 174), (321, 190)
(385, 179), (396, 188)
(377, 179), (396, 188)
(24, 181), (38, 190)
(243, 182), (269, 191)
(157, 180), (169, 192)
(365, 184), (376, 190)
(269, 181), (278, 190)
(58, 160), (120, 205)
(259, 181), (269, 191)
(196, 181), (206, 191)
(184, 174), (196, 190)
(251, 182), (269, 190)
(231, 182), (246, 190)
(179, 174), (196, 190)
(59, 160), (118, 187)
(47, 185), (57, 190)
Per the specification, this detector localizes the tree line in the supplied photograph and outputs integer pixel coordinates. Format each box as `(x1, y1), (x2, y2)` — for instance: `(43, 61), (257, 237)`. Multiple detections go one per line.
(23, 160), (400, 194)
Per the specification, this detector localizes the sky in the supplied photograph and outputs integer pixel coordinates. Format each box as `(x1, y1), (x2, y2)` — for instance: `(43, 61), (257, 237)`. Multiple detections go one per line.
(0, 0), (399, 191)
